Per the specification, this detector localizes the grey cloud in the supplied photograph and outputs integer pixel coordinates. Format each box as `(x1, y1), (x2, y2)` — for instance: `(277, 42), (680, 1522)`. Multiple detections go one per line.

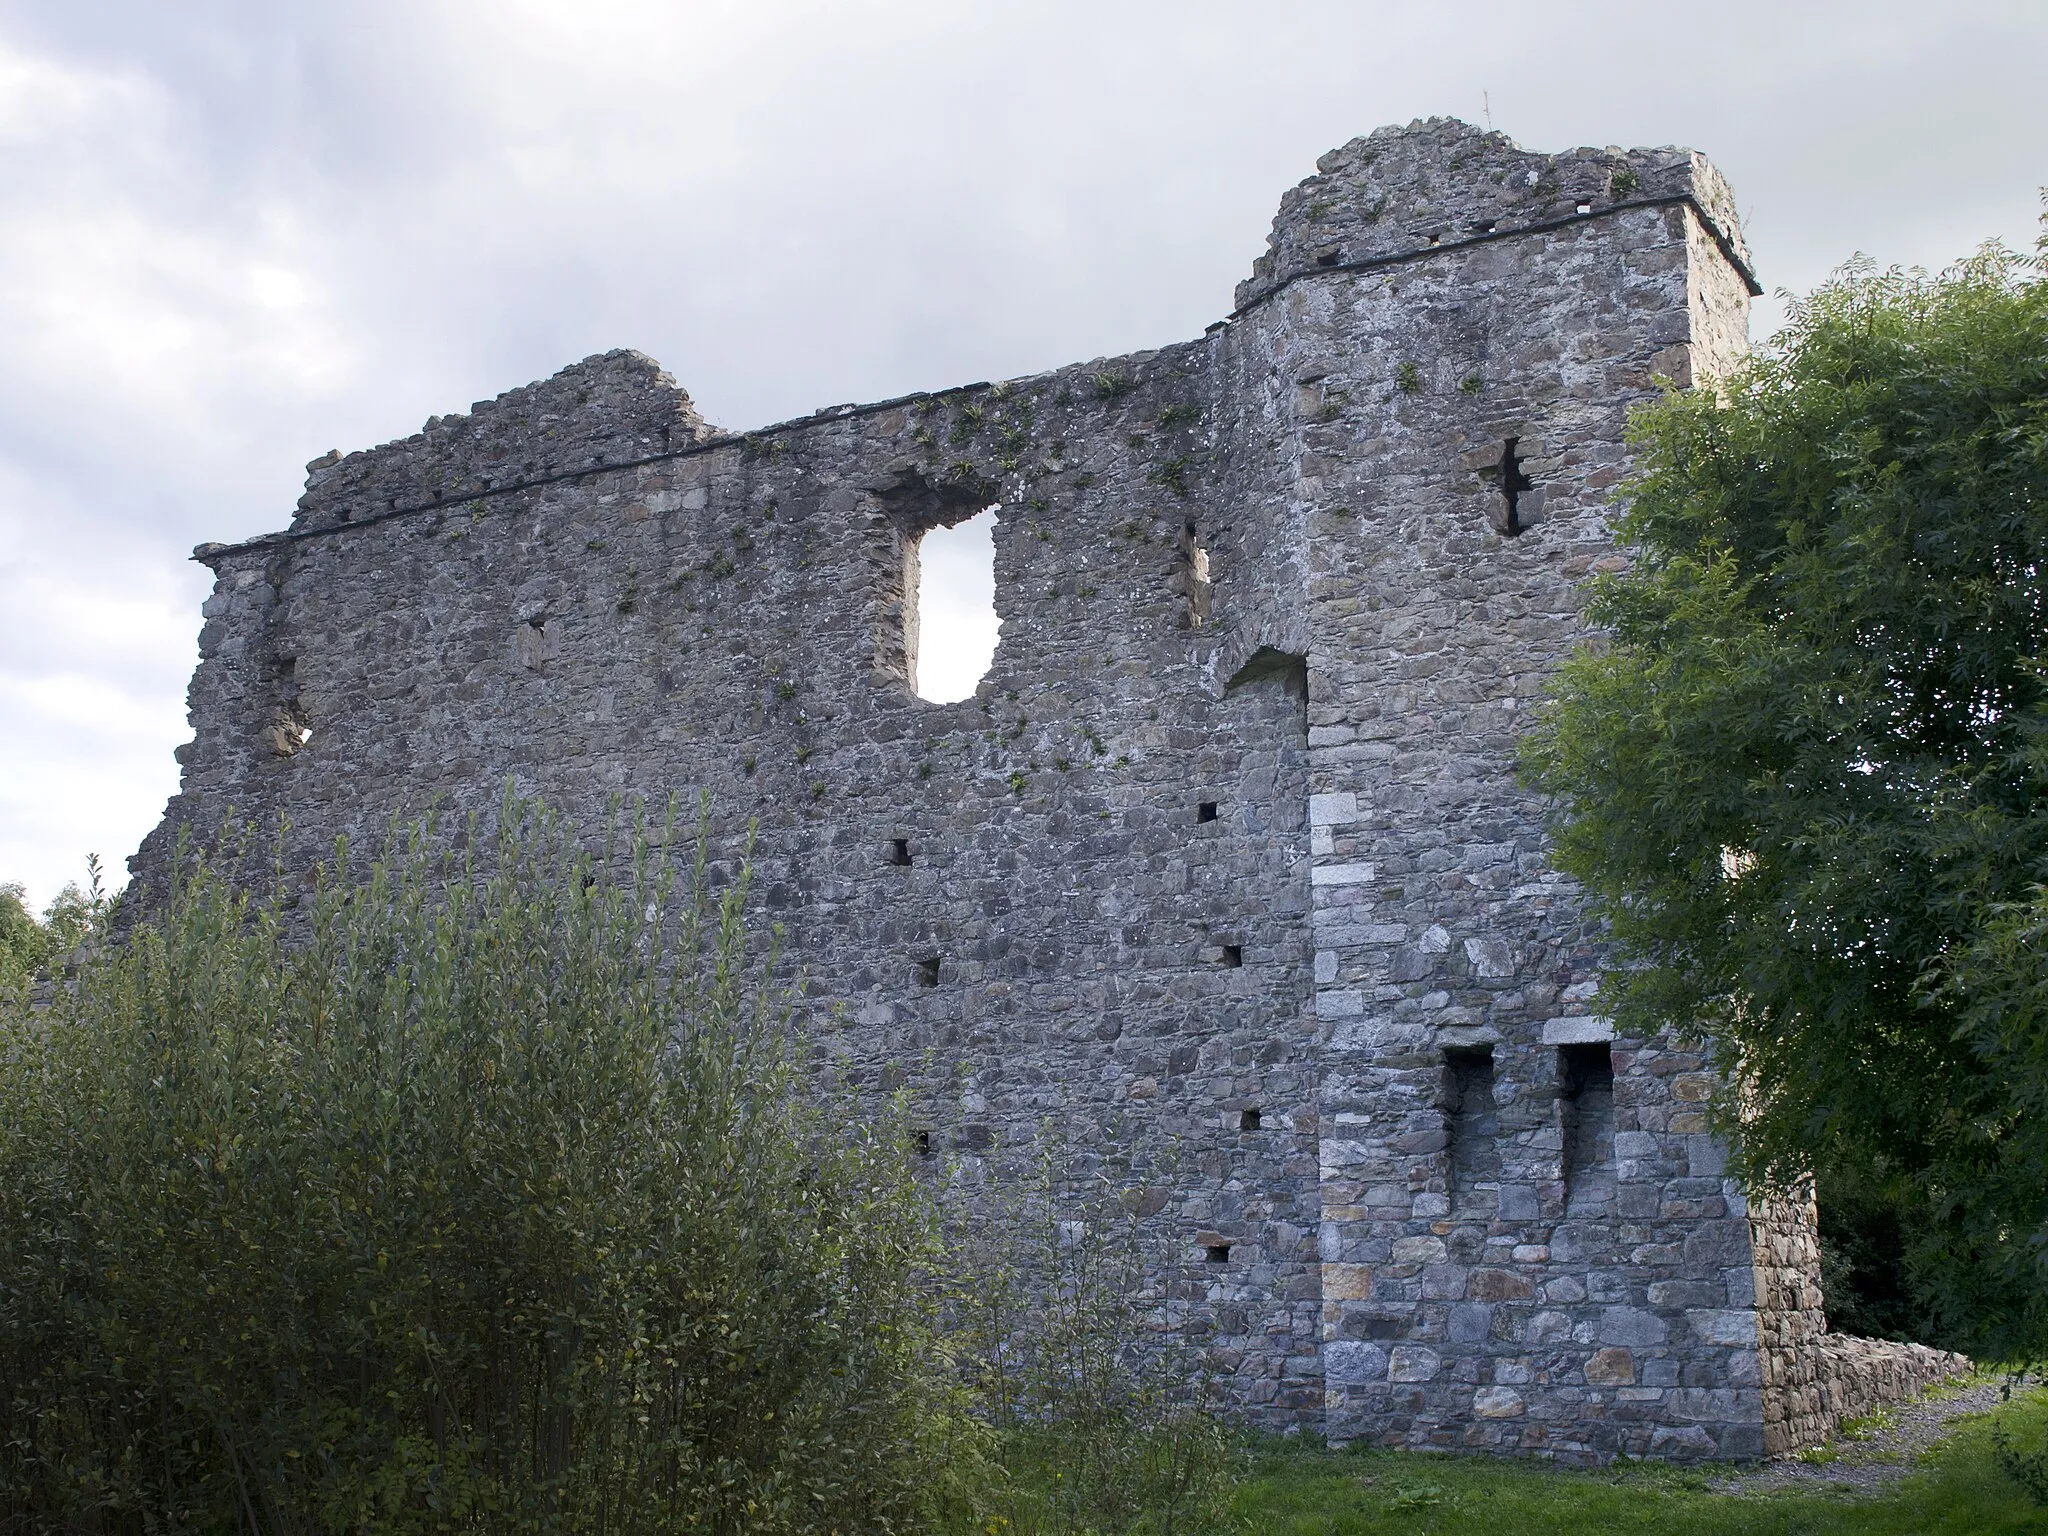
(1, 0), (2042, 902)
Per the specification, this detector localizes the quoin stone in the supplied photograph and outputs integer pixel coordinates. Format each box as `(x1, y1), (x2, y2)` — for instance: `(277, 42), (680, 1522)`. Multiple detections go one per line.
(137, 118), (1967, 1461)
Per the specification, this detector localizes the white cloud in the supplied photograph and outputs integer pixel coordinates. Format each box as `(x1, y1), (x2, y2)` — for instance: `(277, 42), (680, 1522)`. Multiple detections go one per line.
(1, 0), (2044, 905)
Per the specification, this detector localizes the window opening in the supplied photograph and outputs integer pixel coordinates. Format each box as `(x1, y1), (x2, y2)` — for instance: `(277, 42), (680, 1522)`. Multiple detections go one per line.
(1204, 1244), (1232, 1264)
(1197, 801), (1219, 823)
(1559, 1042), (1617, 1212)
(517, 616), (554, 672)
(1445, 1046), (1500, 1211)
(1239, 1108), (1263, 1132)
(1220, 944), (1244, 968)
(917, 956), (941, 988)
(886, 838), (912, 866)
(1178, 521), (1212, 627)
(909, 506), (998, 702)
(1495, 438), (1534, 535)
(266, 656), (311, 758)
(916, 1130), (933, 1158)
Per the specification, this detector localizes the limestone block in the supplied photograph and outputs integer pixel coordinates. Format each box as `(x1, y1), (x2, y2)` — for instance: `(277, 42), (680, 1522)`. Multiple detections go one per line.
(1388, 1347), (1443, 1383)
(1474, 1387), (1526, 1418)
(1599, 1308), (1669, 1347)
(1584, 1348), (1635, 1386)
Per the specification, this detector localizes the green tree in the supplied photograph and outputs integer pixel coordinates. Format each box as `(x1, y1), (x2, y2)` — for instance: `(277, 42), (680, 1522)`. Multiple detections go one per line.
(1520, 239), (2048, 1361)
(0, 883), (44, 994)
(0, 858), (109, 998)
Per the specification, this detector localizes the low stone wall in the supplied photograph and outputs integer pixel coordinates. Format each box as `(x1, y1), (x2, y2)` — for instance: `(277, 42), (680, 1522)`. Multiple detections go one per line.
(1764, 1335), (1973, 1454)
(1750, 1185), (1971, 1454)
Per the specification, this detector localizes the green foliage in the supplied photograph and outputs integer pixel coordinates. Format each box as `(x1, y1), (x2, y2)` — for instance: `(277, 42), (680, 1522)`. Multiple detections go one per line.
(1393, 362), (1421, 395)
(1520, 240), (2048, 1359)
(0, 884), (43, 995)
(1994, 1375), (2048, 1507)
(1148, 458), (1192, 498)
(0, 857), (110, 998)
(1815, 1160), (1931, 1343)
(946, 1138), (1237, 1536)
(1230, 1386), (2048, 1532)
(0, 801), (955, 1533)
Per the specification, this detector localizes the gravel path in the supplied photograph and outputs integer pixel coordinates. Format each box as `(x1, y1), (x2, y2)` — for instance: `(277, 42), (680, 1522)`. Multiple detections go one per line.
(1710, 1374), (2028, 1496)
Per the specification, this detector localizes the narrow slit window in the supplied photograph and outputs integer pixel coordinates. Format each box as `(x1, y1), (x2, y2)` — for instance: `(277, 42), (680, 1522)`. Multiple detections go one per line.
(910, 507), (998, 702)
(1179, 521), (1212, 627)
(916, 1130), (933, 1158)
(1560, 1042), (1617, 1212)
(1445, 1046), (1500, 1212)
(1472, 437), (1540, 536)
(267, 656), (312, 758)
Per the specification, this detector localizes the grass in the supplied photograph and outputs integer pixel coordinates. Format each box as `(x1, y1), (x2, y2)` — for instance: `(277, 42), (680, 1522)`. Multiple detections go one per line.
(1229, 1387), (2048, 1535)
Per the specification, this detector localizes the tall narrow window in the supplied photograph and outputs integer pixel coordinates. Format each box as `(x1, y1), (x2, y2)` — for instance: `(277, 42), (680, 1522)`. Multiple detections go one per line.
(910, 507), (998, 702)
(1559, 1043), (1617, 1212)
(1445, 1046), (1499, 1212)
(1178, 521), (1212, 627)
(266, 655), (311, 757)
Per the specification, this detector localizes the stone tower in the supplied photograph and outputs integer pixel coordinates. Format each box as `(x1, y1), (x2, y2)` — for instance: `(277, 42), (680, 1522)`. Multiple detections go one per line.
(136, 119), (1965, 1460)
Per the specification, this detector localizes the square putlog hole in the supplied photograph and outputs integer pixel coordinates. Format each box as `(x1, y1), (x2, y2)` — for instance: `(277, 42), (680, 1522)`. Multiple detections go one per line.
(1204, 1244), (1232, 1265)
(1239, 1108), (1262, 1131)
(1220, 944), (1243, 968)
(917, 956), (941, 988)
(886, 838), (912, 866)
(1197, 801), (1219, 823)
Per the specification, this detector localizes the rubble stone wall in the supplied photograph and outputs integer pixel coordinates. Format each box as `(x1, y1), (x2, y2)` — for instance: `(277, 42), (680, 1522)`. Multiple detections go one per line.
(135, 117), (1957, 1458)
(1748, 1190), (1972, 1453)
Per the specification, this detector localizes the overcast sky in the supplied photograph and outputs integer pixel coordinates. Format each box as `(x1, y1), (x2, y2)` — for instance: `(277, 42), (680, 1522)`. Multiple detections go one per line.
(2, 0), (2043, 908)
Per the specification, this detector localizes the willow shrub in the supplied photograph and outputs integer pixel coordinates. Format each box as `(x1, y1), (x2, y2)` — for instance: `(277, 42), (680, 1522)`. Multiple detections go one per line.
(0, 801), (965, 1534)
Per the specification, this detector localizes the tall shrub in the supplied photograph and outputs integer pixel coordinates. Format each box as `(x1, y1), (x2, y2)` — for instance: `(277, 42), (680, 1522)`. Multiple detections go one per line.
(0, 800), (954, 1533)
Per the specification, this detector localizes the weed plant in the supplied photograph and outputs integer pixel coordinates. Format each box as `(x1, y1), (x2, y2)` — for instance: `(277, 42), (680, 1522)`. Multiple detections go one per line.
(945, 1138), (1236, 1536)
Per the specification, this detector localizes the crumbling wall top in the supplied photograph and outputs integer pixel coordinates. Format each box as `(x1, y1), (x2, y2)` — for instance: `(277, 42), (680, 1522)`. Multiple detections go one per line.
(1235, 116), (1756, 312)
(284, 349), (717, 537)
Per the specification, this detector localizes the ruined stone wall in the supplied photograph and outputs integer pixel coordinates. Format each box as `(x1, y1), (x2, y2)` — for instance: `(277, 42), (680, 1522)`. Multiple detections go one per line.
(1747, 1190), (1972, 1454)
(137, 118), (1954, 1459)
(156, 333), (1333, 1424)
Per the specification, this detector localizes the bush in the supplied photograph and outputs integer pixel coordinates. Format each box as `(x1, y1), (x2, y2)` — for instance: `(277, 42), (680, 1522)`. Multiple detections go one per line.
(947, 1139), (1238, 1536)
(0, 800), (956, 1533)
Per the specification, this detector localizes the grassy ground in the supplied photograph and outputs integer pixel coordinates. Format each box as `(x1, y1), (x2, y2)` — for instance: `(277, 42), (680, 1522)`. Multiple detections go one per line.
(1230, 1387), (2048, 1534)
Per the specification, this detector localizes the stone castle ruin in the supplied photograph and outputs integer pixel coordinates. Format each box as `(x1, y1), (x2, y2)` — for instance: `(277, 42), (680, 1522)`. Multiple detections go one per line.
(136, 119), (1966, 1460)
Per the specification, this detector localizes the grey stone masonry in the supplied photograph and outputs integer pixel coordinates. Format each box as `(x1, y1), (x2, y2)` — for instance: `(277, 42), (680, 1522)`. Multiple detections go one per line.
(137, 118), (1961, 1460)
